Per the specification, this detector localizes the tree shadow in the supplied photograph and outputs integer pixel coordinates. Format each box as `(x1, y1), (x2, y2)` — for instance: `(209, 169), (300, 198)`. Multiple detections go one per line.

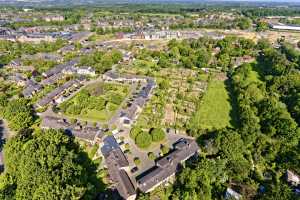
(224, 78), (240, 129)
(0, 120), (6, 173)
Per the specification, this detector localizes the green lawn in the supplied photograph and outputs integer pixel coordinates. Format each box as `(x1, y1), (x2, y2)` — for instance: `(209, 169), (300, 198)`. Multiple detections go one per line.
(66, 109), (113, 122)
(189, 79), (233, 130)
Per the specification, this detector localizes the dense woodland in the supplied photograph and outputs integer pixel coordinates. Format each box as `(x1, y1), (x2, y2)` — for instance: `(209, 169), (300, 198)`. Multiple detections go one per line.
(0, 129), (104, 199)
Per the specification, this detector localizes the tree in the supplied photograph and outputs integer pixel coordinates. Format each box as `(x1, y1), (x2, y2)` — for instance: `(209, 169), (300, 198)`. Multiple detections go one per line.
(161, 145), (170, 155)
(0, 129), (103, 199)
(130, 126), (142, 140)
(256, 21), (269, 32)
(135, 131), (152, 149)
(3, 98), (34, 131)
(257, 182), (297, 200)
(150, 128), (165, 142)
(172, 158), (227, 200)
(236, 17), (252, 30)
(195, 48), (211, 68)
(134, 157), (141, 165)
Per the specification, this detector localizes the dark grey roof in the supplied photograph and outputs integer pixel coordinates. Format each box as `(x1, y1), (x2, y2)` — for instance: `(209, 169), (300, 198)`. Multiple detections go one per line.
(137, 138), (199, 193)
(59, 44), (75, 52)
(9, 58), (22, 67)
(103, 70), (148, 82)
(104, 144), (135, 200)
(103, 71), (119, 79)
(22, 79), (42, 97)
(72, 126), (100, 141)
(43, 59), (78, 77)
(101, 136), (120, 156)
(106, 148), (129, 168)
(37, 79), (79, 107)
(41, 116), (101, 142)
(124, 104), (139, 121)
(69, 31), (90, 43)
(40, 73), (64, 85)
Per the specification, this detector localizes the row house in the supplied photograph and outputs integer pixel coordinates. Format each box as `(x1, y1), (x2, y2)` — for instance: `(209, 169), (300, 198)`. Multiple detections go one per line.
(42, 15), (64, 22)
(41, 116), (102, 143)
(103, 71), (147, 84)
(137, 138), (199, 193)
(22, 79), (42, 98)
(36, 78), (84, 108)
(101, 136), (136, 200)
(63, 65), (96, 77)
(16, 33), (56, 43)
(6, 59), (34, 72)
(119, 78), (156, 127)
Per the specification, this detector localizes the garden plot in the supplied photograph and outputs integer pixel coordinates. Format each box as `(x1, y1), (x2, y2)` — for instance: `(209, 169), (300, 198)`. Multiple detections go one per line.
(58, 81), (129, 122)
(132, 68), (208, 130)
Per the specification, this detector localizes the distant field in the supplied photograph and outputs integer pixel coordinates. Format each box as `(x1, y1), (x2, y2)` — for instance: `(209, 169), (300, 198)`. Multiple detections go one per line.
(189, 79), (233, 130)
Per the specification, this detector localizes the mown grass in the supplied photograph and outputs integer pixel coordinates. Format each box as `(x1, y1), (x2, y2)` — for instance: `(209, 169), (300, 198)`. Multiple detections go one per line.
(189, 79), (233, 130)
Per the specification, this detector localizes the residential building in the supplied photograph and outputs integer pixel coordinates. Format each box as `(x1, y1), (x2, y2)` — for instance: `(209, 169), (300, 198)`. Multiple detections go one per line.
(41, 116), (102, 143)
(137, 138), (199, 193)
(42, 59), (78, 78)
(42, 15), (64, 22)
(103, 71), (147, 84)
(76, 66), (96, 76)
(17, 33), (56, 43)
(36, 79), (83, 108)
(58, 44), (76, 54)
(9, 73), (27, 86)
(101, 136), (136, 200)
(271, 24), (300, 31)
(119, 78), (156, 126)
(63, 66), (96, 76)
(22, 79), (42, 97)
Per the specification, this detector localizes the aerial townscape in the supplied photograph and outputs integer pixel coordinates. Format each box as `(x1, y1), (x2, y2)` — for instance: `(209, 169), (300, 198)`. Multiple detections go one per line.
(0, 0), (300, 199)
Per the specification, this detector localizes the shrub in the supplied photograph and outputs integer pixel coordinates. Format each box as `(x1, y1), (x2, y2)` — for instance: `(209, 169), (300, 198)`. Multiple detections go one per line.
(124, 149), (131, 154)
(161, 145), (170, 155)
(150, 128), (165, 142)
(148, 152), (156, 160)
(135, 131), (152, 149)
(70, 118), (77, 124)
(134, 157), (141, 165)
(93, 122), (97, 127)
(125, 143), (130, 150)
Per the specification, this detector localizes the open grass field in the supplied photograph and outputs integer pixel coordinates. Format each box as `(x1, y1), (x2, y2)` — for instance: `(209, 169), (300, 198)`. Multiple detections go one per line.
(189, 79), (233, 130)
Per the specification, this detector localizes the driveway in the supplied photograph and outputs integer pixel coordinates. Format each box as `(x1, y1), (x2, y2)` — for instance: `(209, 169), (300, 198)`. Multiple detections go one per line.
(113, 126), (192, 186)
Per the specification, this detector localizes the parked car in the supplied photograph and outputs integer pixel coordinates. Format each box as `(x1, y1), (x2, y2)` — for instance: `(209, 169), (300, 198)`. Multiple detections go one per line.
(131, 167), (138, 173)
